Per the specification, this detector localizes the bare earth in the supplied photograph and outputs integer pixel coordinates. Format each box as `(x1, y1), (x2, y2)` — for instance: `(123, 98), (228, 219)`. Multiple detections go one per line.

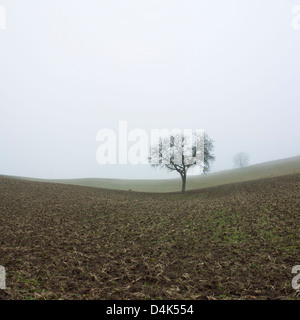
(0, 174), (299, 300)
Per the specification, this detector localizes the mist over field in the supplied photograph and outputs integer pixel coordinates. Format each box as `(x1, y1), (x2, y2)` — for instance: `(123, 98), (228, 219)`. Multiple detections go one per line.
(1, 0), (300, 179)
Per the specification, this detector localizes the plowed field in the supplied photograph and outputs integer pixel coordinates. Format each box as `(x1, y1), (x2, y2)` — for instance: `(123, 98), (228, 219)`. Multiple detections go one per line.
(0, 174), (299, 300)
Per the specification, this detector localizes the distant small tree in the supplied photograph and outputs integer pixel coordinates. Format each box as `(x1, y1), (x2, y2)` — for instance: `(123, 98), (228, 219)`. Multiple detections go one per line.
(233, 152), (250, 168)
(149, 132), (215, 193)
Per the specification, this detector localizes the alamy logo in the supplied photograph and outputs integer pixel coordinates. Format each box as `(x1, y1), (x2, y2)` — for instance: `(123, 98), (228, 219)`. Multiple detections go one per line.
(0, 4), (6, 30)
(292, 5), (300, 30)
(0, 265), (6, 289)
(96, 121), (205, 169)
(292, 265), (300, 290)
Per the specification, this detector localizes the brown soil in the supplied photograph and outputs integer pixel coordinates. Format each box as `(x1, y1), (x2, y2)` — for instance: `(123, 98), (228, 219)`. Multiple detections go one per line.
(0, 174), (299, 300)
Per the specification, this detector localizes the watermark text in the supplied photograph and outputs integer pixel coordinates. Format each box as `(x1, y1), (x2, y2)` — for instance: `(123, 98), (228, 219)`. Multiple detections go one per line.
(96, 121), (205, 171)
(0, 4), (6, 30)
(292, 265), (300, 290)
(0, 265), (6, 289)
(292, 5), (300, 30)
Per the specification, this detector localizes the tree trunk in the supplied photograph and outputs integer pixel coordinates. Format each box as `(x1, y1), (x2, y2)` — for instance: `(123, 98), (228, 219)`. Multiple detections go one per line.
(181, 174), (186, 194)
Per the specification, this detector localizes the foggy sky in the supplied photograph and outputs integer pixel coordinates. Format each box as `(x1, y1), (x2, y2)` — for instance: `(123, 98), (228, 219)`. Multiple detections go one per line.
(1, 0), (300, 179)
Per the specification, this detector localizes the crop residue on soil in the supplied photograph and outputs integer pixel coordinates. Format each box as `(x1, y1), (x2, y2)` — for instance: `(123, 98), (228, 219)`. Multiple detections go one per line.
(0, 174), (299, 300)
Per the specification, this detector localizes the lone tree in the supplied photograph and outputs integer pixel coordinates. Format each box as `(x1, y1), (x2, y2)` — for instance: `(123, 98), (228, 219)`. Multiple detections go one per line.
(149, 132), (215, 193)
(233, 152), (250, 168)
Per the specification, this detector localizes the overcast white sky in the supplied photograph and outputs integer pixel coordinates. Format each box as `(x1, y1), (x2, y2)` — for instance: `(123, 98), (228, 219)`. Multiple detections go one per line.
(0, 0), (300, 179)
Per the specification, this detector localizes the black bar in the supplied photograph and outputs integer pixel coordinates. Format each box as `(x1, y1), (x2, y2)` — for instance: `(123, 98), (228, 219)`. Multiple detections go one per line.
(0, 300), (298, 318)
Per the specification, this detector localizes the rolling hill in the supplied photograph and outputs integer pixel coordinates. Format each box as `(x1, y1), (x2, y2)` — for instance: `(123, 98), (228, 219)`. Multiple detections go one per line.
(3, 155), (300, 193)
(0, 172), (299, 299)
